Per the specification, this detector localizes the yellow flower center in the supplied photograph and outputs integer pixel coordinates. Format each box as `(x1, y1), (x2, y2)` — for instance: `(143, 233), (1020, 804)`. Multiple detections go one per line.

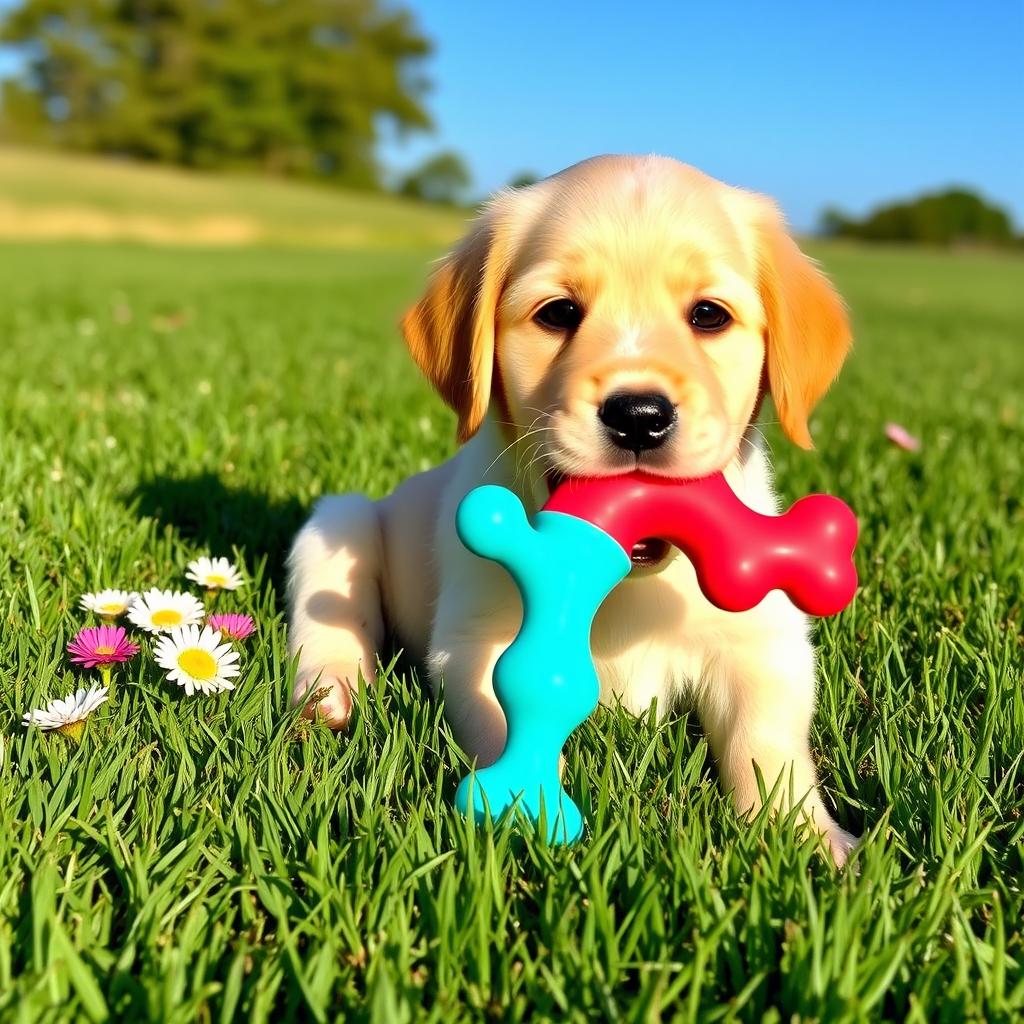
(57, 720), (86, 742)
(95, 645), (116, 656)
(206, 575), (227, 587)
(152, 609), (183, 627)
(178, 648), (217, 680)
(100, 603), (124, 615)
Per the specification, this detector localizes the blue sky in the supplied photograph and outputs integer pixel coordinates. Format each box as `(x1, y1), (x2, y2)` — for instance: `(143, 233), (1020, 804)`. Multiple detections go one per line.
(1, 1), (1019, 230)
(380, 1), (1023, 230)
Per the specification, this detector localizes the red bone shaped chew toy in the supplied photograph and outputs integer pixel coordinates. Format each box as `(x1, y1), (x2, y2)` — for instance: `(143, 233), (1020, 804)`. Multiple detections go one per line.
(543, 471), (859, 616)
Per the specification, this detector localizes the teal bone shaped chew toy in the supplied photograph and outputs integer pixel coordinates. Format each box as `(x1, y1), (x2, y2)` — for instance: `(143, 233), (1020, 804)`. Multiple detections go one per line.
(454, 471), (859, 844)
(454, 485), (632, 843)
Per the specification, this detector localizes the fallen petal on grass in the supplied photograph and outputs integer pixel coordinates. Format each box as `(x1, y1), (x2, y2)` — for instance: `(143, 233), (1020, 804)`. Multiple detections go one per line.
(884, 422), (921, 452)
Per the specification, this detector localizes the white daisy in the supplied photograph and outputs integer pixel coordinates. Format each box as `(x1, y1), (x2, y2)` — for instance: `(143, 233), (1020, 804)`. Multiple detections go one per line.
(128, 588), (205, 633)
(79, 588), (135, 619)
(22, 684), (109, 741)
(154, 624), (240, 696)
(186, 556), (244, 591)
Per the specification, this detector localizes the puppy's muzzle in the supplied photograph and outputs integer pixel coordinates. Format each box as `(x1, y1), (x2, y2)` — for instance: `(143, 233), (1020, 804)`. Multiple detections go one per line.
(598, 391), (677, 453)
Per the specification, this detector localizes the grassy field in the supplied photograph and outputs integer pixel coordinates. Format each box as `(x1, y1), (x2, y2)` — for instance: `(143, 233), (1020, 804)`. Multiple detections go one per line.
(0, 147), (465, 248)
(0, 234), (1021, 1023)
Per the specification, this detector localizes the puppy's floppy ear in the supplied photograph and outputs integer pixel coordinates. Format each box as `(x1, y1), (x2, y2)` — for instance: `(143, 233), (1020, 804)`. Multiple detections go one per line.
(757, 206), (851, 449)
(401, 208), (508, 442)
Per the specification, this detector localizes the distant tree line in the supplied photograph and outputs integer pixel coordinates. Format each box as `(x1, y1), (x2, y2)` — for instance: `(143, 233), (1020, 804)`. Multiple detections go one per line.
(396, 160), (542, 205)
(0, 0), (467, 197)
(821, 189), (1021, 248)
(397, 150), (470, 204)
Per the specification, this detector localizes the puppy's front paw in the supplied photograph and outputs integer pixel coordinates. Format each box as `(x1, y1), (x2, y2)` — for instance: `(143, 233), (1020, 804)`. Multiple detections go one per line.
(291, 671), (355, 730)
(801, 803), (860, 867)
(822, 821), (860, 868)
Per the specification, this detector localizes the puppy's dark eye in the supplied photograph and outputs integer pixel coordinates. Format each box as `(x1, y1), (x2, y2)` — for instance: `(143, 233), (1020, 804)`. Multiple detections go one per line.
(689, 300), (732, 333)
(534, 298), (583, 332)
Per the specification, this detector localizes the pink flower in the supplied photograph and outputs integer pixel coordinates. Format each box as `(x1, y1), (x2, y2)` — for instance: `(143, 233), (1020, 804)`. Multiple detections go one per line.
(67, 625), (140, 669)
(207, 613), (256, 642)
(884, 422), (921, 452)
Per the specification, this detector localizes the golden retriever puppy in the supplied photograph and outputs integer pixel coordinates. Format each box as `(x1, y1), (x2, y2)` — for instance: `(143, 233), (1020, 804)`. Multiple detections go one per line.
(286, 154), (856, 863)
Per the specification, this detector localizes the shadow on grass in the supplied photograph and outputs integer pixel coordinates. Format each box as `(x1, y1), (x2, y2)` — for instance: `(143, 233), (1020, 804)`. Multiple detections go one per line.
(129, 472), (308, 591)
(127, 473), (429, 681)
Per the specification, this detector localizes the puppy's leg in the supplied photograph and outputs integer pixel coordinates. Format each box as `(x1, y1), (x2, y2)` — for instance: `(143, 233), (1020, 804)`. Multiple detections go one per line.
(696, 611), (858, 865)
(428, 634), (513, 768)
(286, 494), (385, 729)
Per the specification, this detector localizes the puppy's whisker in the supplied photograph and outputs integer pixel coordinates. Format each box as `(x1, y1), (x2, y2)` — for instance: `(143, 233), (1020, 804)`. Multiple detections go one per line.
(737, 435), (758, 461)
(490, 417), (553, 429)
(741, 424), (776, 461)
(516, 441), (549, 488)
(522, 406), (555, 423)
(487, 408), (562, 484)
(481, 423), (556, 478)
(542, 442), (592, 480)
(512, 430), (547, 480)
(522, 447), (560, 489)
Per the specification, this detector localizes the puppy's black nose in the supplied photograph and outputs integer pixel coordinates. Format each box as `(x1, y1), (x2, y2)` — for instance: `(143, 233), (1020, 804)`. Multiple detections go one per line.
(598, 392), (677, 452)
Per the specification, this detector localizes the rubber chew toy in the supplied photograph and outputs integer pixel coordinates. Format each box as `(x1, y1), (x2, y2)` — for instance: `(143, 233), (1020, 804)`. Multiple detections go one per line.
(454, 471), (858, 843)
(544, 473), (858, 616)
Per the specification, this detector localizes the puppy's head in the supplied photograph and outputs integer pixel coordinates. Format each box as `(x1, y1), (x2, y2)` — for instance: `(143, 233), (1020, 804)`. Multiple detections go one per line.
(403, 154), (850, 482)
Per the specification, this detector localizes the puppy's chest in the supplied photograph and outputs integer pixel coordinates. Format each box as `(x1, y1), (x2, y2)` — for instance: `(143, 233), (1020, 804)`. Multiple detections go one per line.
(589, 554), (717, 713)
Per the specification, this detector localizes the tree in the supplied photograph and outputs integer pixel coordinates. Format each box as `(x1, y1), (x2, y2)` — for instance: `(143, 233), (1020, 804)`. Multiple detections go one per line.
(507, 171), (539, 190)
(820, 189), (1018, 247)
(398, 149), (471, 204)
(0, 0), (435, 188)
(818, 206), (854, 238)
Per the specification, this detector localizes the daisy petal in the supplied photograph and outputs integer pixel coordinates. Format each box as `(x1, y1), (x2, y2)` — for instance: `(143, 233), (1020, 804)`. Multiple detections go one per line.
(186, 556), (245, 591)
(155, 623), (241, 697)
(22, 684), (109, 735)
(128, 589), (205, 634)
